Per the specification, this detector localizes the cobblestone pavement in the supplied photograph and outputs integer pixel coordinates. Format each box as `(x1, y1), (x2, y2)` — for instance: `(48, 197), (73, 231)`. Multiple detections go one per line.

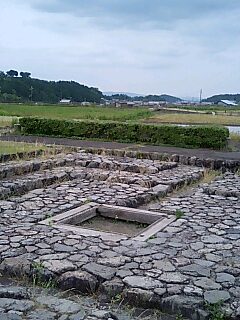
(0, 278), (177, 320)
(0, 151), (239, 319)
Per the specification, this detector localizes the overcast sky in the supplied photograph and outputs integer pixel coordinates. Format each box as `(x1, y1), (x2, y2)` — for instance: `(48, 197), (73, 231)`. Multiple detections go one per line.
(0, 1), (239, 98)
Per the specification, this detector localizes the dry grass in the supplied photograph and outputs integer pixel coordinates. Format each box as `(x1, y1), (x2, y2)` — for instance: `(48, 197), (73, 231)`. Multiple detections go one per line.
(230, 133), (240, 142)
(0, 116), (18, 128)
(202, 170), (220, 184)
(0, 141), (47, 155)
(161, 169), (220, 200)
(146, 113), (240, 126)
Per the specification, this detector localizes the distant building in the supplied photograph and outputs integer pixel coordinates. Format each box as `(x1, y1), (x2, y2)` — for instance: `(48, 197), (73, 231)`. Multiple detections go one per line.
(114, 101), (137, 108)
(59, 99), (71, 104)
(126, 102), (135, 107)
(143, 101), (167, 107)
(201, 102), (214, 106)
(217, 100), (238, 106)
(81, 101), (92, 106)
(115, 102), (128, 108)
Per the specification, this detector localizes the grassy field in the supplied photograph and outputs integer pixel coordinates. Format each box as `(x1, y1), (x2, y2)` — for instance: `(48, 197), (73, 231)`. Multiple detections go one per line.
(1, 103), (240, 126)
(0, 141), (47, 155)
(146, 113), (240, 126)
(0, 104), (151, 122)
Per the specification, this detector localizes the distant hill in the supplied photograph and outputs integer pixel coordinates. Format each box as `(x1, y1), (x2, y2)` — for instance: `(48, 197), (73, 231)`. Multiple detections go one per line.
(0, 71), (102, 103)
(205, 94), (240, 104)
(104, 93), (181, 103)
(158, 94), (182, 103)
(104, 91), (143, 97)
(138, 94), (181, 103)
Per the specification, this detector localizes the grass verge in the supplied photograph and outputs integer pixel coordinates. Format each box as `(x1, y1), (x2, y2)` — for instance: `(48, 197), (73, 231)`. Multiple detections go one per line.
(0, 141), (47, 155)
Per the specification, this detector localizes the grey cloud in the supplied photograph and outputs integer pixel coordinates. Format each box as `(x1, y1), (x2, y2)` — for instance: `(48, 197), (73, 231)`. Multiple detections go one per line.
(33, 0), (240, 30)
(180, 8), (240, 52)
(2, 1), (240, 96)
(31, 0), (240, 54)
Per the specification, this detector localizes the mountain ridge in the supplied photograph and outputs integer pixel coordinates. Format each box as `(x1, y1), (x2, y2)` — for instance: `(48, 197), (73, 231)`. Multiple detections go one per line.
(204, 94), (240, 103)
(104, 93), (182, 103)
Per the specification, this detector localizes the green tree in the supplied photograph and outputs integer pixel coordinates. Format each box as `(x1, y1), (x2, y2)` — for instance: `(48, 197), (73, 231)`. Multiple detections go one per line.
(0, 73), (102, 103)
(0, 93), (21, 102)
(20, 72), (31, 78)
(6, 70), (18, 77)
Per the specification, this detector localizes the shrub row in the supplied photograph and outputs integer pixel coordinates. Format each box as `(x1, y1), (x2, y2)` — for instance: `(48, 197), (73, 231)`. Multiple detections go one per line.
(19, 117), (229, 149)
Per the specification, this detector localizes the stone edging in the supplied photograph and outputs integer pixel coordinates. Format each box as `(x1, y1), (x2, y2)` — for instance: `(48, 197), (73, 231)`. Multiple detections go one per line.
(83, 147), (240, 172)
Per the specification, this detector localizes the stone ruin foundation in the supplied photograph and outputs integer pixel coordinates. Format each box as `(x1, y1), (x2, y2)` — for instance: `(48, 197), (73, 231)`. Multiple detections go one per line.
(0, 149), (239, 319)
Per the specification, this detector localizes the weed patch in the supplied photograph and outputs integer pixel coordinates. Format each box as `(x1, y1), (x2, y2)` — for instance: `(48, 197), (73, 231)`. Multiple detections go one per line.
(32, 261), (56, 289)
(175, 209), (185, 219)
(206, 301), (226, 320)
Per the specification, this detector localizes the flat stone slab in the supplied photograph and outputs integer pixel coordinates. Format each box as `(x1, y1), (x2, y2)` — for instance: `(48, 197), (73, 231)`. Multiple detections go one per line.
(82, 263), (116, 281)
(123, 276), (162, 290)
(204, 290), (231, 304)
(194, 278), (221, 290)
(42, 260), (77, 274)
(0, 298), (34, 312)
(216, 272), (235, 284)
(159, 272), (189, 284)
(201, 235), (226, 244)
(35, 296), (82, 314)
(58, 270), (98, 293)
(179, 264), (211, 277)
(0, 286), (29, 300)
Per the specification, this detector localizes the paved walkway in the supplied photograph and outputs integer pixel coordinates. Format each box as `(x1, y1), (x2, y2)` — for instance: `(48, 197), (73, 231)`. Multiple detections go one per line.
(1, 135), (240, 161)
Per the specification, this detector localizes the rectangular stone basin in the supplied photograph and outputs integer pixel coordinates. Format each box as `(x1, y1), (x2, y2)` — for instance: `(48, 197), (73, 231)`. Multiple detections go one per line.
(40, 203), (176, 241)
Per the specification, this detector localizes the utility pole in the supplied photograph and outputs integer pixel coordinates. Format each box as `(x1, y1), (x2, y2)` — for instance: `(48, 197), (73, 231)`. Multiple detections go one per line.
(29, 86), (33, 103)
(200, 88), (203, 104)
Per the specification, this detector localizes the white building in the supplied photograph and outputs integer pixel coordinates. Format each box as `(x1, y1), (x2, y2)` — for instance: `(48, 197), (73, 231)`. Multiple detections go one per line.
(217, 100), (238, 106)
(81, 101), (92, 106)
(59, 99), (71, 104)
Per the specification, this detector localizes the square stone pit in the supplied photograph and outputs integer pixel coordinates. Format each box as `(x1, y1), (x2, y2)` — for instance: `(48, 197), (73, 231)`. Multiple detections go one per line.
(40, 202), (176, 241)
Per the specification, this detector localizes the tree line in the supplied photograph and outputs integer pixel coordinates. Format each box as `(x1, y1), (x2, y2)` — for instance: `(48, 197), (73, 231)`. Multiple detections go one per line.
(104, 93), (181, 103)
(204, 94), (240, 104)
(0, 70), (102, 103)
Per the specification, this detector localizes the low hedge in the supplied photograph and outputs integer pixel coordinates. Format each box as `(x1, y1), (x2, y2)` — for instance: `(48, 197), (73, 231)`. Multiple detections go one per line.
(19, 117), (229, 149)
